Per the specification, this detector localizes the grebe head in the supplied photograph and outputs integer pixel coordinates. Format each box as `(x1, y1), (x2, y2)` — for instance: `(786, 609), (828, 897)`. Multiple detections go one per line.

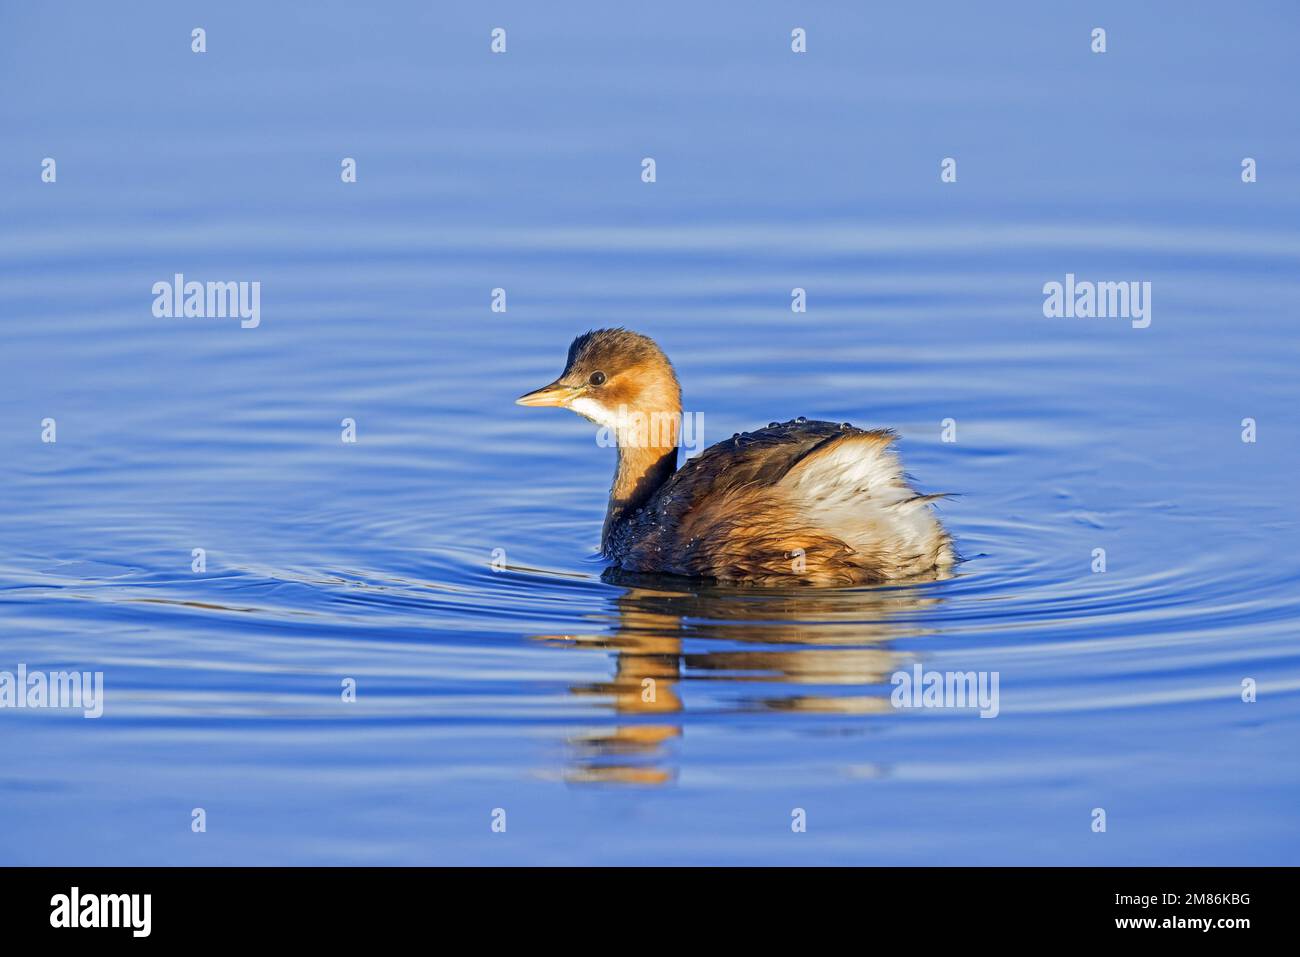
(516, 328), (682, 435)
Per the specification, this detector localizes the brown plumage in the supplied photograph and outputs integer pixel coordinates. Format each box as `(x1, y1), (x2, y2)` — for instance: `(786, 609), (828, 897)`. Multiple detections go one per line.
(517, 329), (955, 586)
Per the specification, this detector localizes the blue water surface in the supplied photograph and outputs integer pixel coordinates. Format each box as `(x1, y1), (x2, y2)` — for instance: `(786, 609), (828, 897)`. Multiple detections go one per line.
(1, 0), (1298, 864)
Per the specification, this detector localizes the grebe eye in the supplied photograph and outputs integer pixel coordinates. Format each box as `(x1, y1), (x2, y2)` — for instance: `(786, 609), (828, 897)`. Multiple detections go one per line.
(588, 371), (606, 386)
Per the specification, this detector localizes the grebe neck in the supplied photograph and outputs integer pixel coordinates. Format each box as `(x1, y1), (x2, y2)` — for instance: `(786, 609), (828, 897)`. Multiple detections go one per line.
(602, 419), (679, 551)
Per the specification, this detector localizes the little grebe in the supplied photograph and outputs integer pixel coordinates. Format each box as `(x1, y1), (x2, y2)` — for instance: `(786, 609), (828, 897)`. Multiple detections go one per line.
(517, 329), (954, 586)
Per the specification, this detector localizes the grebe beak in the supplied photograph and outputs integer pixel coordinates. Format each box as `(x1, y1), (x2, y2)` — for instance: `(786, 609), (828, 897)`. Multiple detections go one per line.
(516, 380), (579, 408)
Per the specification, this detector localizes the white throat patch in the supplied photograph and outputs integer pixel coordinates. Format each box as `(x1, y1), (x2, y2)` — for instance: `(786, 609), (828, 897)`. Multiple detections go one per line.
(569, 396), (619, 429)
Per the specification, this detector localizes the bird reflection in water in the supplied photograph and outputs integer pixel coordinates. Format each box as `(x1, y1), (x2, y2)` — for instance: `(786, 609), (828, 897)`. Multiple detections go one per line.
(534, 568), (950, 785)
